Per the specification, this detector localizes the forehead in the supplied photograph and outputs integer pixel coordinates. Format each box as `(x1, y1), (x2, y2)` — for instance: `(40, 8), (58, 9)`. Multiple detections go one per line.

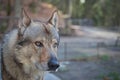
(24, 22), (59, 42)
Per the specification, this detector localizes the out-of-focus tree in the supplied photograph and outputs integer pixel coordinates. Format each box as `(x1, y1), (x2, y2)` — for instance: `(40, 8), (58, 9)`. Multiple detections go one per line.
(0, 0), (120, 27)
(41, 0), (120, 27)
(40, 0), (69, 14)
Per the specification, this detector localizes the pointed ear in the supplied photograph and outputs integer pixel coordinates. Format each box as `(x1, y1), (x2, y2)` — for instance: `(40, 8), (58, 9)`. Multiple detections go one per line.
(18, 8), (31, 28)
(48, 10), (59, 31)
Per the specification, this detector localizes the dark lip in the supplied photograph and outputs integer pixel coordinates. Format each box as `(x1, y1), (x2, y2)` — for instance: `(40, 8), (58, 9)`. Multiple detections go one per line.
(47, 69), (57, 72)
(35, 64), (58, 72)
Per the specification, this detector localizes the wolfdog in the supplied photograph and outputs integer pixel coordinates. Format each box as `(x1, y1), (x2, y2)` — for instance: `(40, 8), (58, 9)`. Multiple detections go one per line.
(1, 8), (60, 80)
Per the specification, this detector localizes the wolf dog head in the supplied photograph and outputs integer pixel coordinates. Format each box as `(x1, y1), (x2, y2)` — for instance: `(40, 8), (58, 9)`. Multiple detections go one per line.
(15, 9), (60, 74)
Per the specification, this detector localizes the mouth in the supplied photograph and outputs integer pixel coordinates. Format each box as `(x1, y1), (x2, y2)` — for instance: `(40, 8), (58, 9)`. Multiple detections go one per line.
(47, 67), (59, 72)
(35, 63), (59, 72)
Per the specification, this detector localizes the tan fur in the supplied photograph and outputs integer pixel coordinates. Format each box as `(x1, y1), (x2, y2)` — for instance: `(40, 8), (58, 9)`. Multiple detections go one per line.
(2, 9), (59, 80)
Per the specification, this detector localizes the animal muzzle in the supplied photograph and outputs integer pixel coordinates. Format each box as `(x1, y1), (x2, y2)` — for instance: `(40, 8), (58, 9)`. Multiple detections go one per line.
(48, 57), (59, 71)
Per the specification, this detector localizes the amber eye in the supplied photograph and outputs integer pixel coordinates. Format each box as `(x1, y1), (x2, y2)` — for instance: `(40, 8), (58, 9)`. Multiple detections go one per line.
(53, 43), (58, 48)
(35, 41), (43, 47)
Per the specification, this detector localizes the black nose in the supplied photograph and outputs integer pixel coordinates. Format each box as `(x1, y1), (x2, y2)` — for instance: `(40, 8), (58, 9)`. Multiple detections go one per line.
(48, 57), (59, 71)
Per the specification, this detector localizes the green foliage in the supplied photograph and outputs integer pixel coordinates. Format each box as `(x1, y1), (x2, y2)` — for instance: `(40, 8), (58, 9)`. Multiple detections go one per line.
(29, 2), (37, 13)
(108, 72), (120, 80)
(97, 72), (120, 80)
(0, 5), (2, 10)
(6, 4), (11, 15)
(0, 22), (7, 33)
(100, 54), (110, 61)
(41, 0), (68, 14)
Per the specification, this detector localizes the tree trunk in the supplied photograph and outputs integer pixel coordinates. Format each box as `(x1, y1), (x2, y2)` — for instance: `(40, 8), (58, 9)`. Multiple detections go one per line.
(6, 0), (22, 32)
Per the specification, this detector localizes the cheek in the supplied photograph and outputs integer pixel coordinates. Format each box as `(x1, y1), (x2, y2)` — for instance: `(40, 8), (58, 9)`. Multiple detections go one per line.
(52, 47), (58, 54)
(54, 47), (58, 52)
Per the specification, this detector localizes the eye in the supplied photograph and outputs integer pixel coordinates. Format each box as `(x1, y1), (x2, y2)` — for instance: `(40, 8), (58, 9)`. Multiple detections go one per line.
(53, 43), (58, 48)
(35, 41), (43, 47)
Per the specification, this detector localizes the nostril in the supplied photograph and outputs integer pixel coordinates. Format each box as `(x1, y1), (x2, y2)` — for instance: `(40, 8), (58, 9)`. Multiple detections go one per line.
(49, 63), (59, 69)
(48, 61), (59, 70)
(56, 64), (60, 68)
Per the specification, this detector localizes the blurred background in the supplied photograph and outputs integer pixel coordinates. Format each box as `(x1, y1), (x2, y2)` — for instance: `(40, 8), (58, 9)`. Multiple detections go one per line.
(0, 0), (120, 80)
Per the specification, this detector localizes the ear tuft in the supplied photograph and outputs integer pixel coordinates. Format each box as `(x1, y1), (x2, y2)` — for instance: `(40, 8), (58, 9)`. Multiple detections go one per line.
(48, 10), (59, 31)
(19, 8), (31, 28)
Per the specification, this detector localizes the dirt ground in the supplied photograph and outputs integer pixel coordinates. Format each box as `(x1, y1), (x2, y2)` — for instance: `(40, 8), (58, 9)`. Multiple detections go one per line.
(54, 28), (120, 80)
(53, 57), (120, 80)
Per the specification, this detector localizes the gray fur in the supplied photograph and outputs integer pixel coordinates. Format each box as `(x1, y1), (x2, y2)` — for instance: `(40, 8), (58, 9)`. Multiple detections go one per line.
(2, 9), (59, 80)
